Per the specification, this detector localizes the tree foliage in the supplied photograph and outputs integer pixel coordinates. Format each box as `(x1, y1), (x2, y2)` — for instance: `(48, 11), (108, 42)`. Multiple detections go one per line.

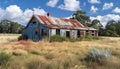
(72, 10), (91, 26)
(72, 10), (103, 29)
(91, 19), (103, 30)
(0, 20), (24, 34)
(98, 20), (120, 37)
(72, 10), (120, 37)
(104, 20), (120, 37)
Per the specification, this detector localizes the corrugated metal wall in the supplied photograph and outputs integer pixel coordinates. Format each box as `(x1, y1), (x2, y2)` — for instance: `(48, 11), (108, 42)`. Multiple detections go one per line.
(50, 29), (56, 36)
(71, 30), (77, 39)
(22, 18), (40, 41)
(22, 16), (51, 41)
(50, 29), (78, 39)
(60, 29), (66, 37)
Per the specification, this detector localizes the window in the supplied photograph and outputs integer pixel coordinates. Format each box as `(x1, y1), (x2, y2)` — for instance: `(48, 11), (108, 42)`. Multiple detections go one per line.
(35, 30), (38, 35)
(86, 30), (89, 35)
(56, 29), (60, 35)
(41, 29), (47, 36)
(92, 31), (94, 33)
(32, 21), (36, 24)
(66, 31), (70, 38)
(86, 30), (88, 33)
(92, 34), (94, 36)
(92, 31), (95, 36)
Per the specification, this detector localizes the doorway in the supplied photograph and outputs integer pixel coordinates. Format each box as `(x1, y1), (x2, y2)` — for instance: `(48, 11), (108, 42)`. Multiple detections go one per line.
(56, 29), (60, 35)
(66, 31), (70, 38)
(77, 30), (80, 38)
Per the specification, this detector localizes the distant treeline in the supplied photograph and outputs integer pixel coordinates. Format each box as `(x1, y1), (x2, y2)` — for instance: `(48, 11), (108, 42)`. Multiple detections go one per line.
(0, 11), (120, 37)
(0, 20), (25, 34)
(99, 20), (120, 37)
(72, 10), (120, 37)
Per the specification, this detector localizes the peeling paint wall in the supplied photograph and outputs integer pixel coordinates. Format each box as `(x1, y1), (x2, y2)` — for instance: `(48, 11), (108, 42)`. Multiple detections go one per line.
(39, 24), (49, 39)
(60, 29), (66, 37)
(80, 30), (85, 37)
(22, 17), (40, 41)
(71, 30), (77, 39)
(50, 29), (79, 39)
(50, 29), (56, 36)
(22, 17), (50, 41)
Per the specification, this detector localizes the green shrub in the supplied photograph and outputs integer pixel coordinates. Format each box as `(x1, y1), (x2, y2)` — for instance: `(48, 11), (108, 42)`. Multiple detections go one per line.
(77, 35), (100, 41)
(50, 34), (100, 42)
(18, 35), (28, 41)
(106, 30), (119, 37)
(92, 36), (100, 40)
(0, 53), (11, 68)
(84, 48), (111, 64)
(85, 34), (93, 40)
(85, 34), (99, 40)
(69, 38), (76, 42)
(50, 35), (66, 42)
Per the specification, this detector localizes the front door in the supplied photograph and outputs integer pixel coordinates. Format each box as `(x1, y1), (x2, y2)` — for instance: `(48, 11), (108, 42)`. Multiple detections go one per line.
(77, 30), (80, 38)
(33, 29), (39, 41)
(66, 31), (70, 38)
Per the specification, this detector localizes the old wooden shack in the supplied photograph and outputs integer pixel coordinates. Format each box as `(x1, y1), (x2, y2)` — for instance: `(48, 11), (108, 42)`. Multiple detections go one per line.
(22, 13), (98, 41)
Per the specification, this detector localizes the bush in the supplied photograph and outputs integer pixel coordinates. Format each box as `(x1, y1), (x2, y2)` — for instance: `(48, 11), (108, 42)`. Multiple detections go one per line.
(85, 34), (93, 40)
(77, 35), (100, 41)
(106, 30), (119, 37)
(85, 34), (100, 41)
(50, 35), (100, 42)
(18, 35), (28, 41)
(84, 48), (111, 64)
(50, 35), (66, 42)
(69, 38), (76, 42)
(0, 53), (11, 68)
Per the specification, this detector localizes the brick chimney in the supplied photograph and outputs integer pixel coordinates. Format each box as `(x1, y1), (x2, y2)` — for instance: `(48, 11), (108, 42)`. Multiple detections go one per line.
(47, 12), (51, 17)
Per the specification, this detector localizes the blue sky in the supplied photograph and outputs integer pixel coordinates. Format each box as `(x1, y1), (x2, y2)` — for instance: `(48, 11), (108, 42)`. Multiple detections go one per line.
(0, 0), (120, 26)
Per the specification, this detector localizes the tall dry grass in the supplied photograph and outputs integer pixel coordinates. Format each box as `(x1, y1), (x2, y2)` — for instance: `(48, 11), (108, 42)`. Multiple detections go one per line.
(0, 34), (21, 43)
(0, 34), (120, 69)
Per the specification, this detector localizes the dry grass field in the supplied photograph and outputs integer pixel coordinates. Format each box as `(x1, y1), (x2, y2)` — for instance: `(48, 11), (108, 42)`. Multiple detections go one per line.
(0, 34), (21, 43)
(0, 34), (120, 69)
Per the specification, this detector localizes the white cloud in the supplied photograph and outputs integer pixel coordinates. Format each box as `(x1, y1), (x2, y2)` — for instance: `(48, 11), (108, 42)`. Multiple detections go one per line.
(102, 2), (114, 10)
(22, 9), (34, 23)
(90, 14), (120, 26)
(90, 5), (98, 13)
(0, 5), (47, 25)
(46, 0), (59, 7)
(33, 8), (47, 15)
(0, 8), (5, 17)
(88, 0), (100, 4)
(58, 0), (80, 11)
(6, 5), (23, 19)
(64, 15), (72, 19)
(113, 7), (120, 13)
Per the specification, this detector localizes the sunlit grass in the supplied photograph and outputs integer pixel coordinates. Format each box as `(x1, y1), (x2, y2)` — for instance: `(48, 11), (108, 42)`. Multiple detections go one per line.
(0, 34), (21, 43)
(0, 34), (120, 69)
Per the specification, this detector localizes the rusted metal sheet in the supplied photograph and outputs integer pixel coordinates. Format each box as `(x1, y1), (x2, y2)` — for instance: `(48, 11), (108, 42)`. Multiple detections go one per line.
(36, 15), (86, 29)
(22, 15), (98, 41)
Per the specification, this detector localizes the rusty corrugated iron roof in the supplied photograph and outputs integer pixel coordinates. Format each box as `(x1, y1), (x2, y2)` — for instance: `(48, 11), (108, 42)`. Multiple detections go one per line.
(35, 15), (96, 30)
